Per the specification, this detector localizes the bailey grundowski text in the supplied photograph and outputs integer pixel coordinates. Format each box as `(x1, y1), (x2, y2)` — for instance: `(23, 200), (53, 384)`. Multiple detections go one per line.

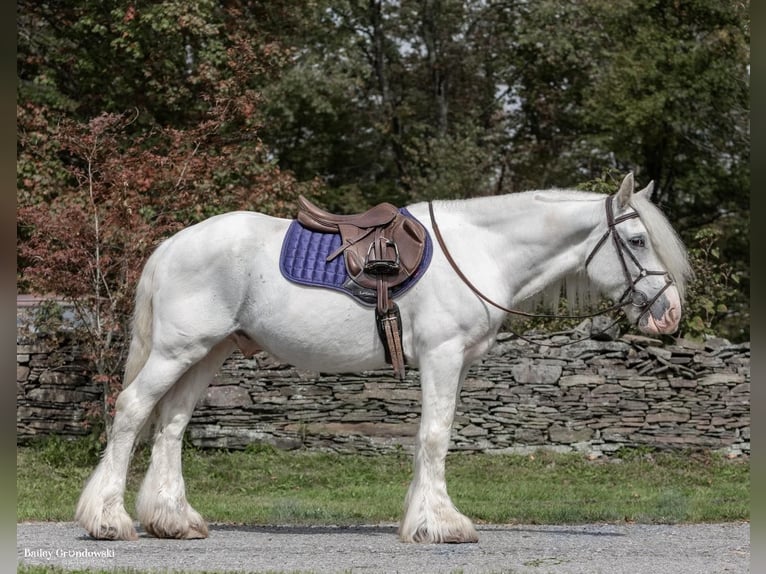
(23, 547), (116, 560)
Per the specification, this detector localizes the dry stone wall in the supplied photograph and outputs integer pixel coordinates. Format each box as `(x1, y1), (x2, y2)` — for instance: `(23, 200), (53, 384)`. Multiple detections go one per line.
(18, 306), (750, 457)
(188, 331), (749, 456)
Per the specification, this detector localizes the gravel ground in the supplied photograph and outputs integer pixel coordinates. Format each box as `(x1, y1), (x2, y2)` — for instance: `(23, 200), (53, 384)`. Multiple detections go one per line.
(17, 521), (750, 573)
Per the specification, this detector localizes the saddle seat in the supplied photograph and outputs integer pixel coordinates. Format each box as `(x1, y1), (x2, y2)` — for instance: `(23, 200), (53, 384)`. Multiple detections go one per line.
(296, 197), (400, 233)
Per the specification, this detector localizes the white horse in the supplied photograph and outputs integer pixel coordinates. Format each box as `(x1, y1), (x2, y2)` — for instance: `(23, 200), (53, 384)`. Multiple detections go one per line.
(75, 173), (691, 543)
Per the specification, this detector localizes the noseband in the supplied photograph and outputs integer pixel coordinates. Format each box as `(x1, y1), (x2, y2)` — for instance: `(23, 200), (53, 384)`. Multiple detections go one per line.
(584, 196), (674, 326)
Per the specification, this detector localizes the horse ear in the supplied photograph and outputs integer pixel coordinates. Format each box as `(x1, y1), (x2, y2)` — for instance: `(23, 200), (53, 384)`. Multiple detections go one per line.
(614, 172), (634, 209)
(636, 181), (655, 201)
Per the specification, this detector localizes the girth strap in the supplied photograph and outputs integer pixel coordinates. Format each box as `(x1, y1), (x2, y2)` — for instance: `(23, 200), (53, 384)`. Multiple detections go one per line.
(376, 303), (405, 379)
(366, 227), (406, 380)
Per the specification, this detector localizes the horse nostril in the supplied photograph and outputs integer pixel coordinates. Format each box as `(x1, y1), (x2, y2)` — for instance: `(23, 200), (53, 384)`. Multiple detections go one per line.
(631, 290), (648, 307)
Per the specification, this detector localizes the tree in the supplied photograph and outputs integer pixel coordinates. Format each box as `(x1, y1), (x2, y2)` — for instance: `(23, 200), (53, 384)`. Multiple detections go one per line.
(17, 1), (313, 434)
(579, 0), (750, 339)
(18, 0), (750, 368)
(254, 0), (749, 339)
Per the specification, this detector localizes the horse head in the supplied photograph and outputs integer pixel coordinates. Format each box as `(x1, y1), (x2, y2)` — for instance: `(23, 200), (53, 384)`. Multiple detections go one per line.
(585, 173), (692, 336)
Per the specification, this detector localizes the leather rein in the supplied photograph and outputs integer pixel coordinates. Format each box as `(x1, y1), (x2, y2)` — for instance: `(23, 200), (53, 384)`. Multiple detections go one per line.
(426, 196), (675, 333)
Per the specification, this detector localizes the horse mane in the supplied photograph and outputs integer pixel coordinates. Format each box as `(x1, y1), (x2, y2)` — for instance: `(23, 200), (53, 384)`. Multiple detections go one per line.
(520, 270), (598, 316)
(627, 191), (692, 301)
(518, 189), (692, 314)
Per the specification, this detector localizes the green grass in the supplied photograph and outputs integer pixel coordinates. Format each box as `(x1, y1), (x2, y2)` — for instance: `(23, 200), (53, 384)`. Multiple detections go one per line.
(448, 448), (748, 524)
(17, 437), (749, 526)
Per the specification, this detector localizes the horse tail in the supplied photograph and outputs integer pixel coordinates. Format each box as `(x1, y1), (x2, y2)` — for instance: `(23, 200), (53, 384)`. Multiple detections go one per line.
(122, 245), (163, 388)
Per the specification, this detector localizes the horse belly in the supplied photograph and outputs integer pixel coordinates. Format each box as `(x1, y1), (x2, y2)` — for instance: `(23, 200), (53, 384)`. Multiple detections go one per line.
(243, 286), (391, 372)
(238, 237), (393, 372)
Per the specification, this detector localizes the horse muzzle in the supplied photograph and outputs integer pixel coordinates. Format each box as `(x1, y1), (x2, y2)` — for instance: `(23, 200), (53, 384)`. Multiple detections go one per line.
(635, 285), (682, 335)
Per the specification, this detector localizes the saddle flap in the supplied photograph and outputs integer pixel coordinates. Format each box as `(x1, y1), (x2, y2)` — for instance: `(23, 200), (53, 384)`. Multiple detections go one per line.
(345, 217), (427, 289)
(389, 216), (427, 273)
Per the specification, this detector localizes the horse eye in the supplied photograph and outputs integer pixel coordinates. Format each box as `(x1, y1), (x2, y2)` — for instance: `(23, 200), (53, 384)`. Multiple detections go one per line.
(629, 236), (645, 248)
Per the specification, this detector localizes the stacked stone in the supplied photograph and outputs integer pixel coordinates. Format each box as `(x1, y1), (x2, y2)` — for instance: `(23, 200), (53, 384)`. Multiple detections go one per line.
(16, 326), (101, 442)
(188, 354), (421, 453)
(186, 329), (749, 456)
(17, 303), (750, 456)
(449, 331), (750, 457)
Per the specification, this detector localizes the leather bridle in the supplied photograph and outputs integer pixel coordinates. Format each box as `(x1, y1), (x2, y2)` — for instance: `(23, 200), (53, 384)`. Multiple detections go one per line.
(583, 196), (674, 327)
(427, 196), (676, 328)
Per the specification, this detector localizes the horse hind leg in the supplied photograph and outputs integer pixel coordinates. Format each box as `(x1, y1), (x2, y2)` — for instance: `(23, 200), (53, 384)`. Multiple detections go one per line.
(75, 347), (213, 540)
(136, 339), (235, 539)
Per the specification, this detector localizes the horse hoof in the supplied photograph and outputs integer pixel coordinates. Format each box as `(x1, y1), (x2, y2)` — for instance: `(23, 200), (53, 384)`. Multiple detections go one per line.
(444, 530), (479, 544)
(411, 527), (479, 544)
(100, 525), (139, 541)
(145, 524), (209, 539)
(84, 521), (138, 541)
(76, 506), (138, 540)
(400, 519), (479, 544)
(143, 513), (209, 539)
(184, 521), (209, 539)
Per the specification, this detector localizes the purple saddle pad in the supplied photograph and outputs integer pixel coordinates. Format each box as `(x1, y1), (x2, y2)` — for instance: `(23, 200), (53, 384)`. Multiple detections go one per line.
(279, 208), (432, 307)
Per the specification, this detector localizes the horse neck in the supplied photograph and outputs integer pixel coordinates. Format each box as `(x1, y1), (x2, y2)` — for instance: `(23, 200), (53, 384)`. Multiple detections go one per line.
(444, 192), (603, 304)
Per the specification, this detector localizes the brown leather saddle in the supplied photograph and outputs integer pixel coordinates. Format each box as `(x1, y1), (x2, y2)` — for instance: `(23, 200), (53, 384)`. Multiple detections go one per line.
(297, 196), (428, 379)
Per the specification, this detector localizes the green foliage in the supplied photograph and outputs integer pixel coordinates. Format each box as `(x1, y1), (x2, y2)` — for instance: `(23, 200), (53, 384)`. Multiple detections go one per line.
(681, 226), (748, 341)
(575, 170), (628, 196)
(23, 299), (68, 338)
(17, 1), (749, 339)
(17, 0), (301, 125)
(404, 124), (498, 201)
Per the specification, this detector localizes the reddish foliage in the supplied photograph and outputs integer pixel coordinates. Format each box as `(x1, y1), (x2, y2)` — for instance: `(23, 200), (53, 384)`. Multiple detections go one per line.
(16, 1), (321, 435)
(18, 102), (312, 432)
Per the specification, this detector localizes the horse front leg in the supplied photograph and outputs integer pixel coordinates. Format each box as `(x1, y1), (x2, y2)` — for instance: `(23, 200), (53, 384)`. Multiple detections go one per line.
(399, 350), (478, 544)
